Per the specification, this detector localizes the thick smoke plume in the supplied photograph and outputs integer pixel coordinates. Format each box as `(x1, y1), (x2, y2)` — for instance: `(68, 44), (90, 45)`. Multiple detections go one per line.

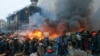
(37, 0), (93, 35)
(92, 7), (100, 31)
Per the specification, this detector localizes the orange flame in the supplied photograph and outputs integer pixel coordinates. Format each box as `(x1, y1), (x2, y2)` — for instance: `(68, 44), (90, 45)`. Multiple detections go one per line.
(49, 34), (58, 39)
(27, 29), (59, 40)
(28, 29), (43, 40)
(19, 29), (59, 40)
(18, 28), (85, 40)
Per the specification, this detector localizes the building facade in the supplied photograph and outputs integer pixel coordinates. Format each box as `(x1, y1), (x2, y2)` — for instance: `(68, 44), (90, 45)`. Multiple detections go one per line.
(6, 0), (41, 31)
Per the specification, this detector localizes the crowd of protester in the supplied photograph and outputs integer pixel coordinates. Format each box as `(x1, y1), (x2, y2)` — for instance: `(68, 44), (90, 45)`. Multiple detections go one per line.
(0, 30), (100, 56)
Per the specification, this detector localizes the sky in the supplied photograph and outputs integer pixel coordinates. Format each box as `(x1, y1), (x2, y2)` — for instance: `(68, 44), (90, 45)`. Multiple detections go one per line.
(0, 0), (100, 21)
(0, 0), (30, 20)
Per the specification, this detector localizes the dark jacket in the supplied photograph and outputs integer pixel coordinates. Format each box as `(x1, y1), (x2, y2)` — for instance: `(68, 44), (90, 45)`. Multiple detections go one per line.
(97, 34), (100, 49)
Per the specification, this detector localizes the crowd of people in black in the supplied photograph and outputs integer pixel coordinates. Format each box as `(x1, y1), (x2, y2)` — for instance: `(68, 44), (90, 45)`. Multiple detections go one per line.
(0, 30), (100, 56)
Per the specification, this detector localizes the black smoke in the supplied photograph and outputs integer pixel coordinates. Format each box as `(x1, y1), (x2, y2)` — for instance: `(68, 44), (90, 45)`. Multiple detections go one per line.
(38, 0), (93, 35)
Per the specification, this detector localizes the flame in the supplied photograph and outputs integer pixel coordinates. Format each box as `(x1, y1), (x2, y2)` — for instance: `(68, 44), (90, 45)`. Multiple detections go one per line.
(18, 28), (85, 40)
(28, 29), (59, 40)
(49, 34), (58, 39)
(19, 29), (59, 40)
(28, 29), (43, 40)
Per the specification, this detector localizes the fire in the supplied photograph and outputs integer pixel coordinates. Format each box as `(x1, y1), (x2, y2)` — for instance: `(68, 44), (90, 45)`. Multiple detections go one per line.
(19, 29), (59, 40)
(28, 29), (43, 40)
(49, 34), (58, 39)
(28, 29), (59, 40)
(18, 28), (85, 40)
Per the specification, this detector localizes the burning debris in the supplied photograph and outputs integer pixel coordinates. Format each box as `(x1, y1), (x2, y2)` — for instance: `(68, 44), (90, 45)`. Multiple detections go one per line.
(28, 29), (43, 40)
(18, 29), (58, 40)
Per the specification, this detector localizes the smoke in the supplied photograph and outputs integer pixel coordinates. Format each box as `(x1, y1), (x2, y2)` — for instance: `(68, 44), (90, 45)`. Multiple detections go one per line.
(91, 7), (100, 31)
(29, 13), (45, 29)
(37, 0), (93, 35)
(90, 0), (100, 31)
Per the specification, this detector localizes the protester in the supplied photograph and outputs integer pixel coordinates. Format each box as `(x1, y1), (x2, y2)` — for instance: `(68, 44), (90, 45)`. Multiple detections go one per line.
(1, 30), (100, 56)
(81, 30), (90, 50)
(76, 32), (82, 49)
(44, 36), (49, 53)
(44, 46), (57, 56)
(37, 40), (44, 56)
(53, 38), (59, 56)
(30, 50), (38, 56)
(91, 31), (97, 54)
(96, 30), (100, 54)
